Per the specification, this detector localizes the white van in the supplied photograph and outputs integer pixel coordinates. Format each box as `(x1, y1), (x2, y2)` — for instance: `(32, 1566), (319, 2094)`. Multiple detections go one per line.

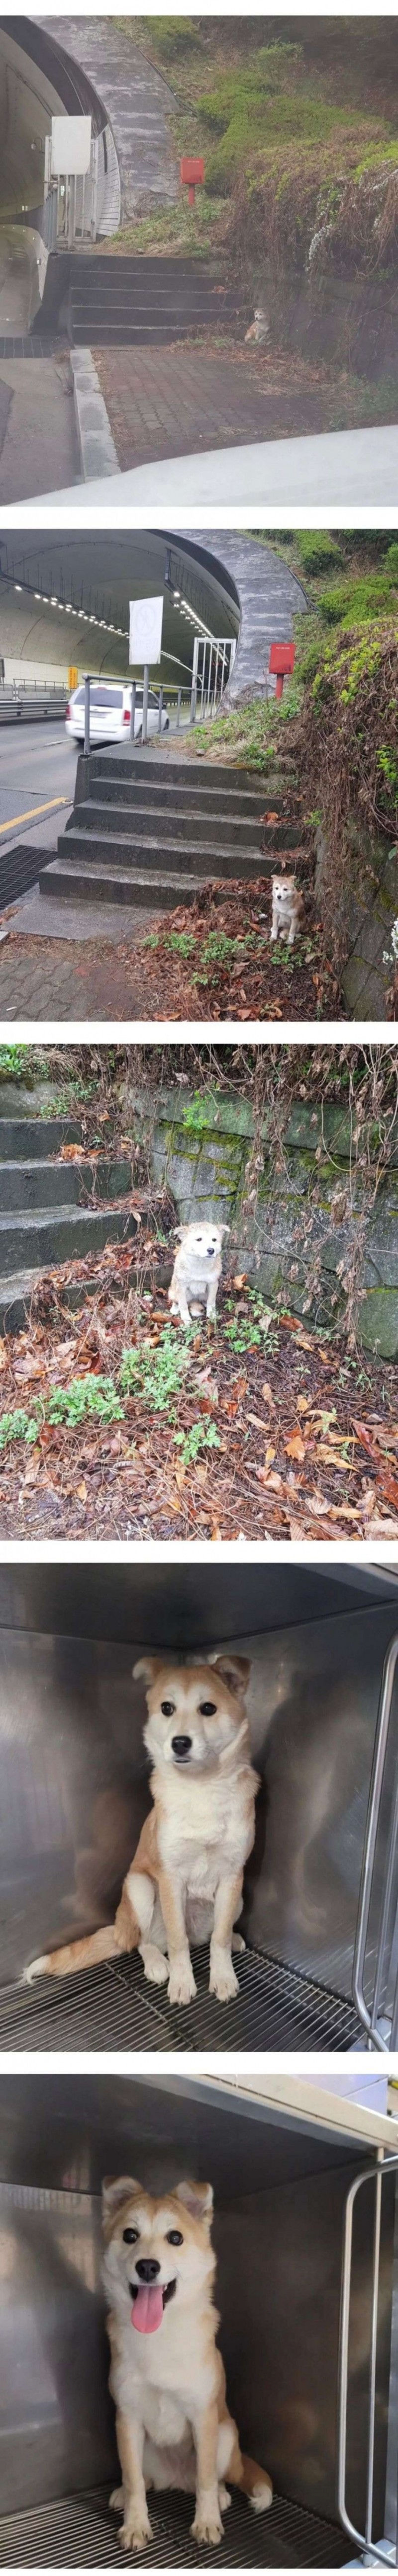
(65, 680), (170, 743)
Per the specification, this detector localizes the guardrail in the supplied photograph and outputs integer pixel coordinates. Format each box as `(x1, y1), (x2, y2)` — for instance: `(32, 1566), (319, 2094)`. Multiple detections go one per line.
(0, 685), (68, 725)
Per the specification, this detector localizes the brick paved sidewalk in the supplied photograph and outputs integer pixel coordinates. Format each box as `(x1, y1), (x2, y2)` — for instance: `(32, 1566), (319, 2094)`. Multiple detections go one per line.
(94, 342), (332, 473)
(0, 933), (165, 1021)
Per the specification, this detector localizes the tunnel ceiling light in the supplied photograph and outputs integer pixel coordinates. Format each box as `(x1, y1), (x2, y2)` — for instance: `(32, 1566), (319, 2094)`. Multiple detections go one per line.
(14, 584), (22, 593)
(50, 596), (59, 607)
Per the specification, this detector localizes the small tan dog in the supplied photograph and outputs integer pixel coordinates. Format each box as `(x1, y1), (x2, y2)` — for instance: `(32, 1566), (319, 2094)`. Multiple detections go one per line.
(271, 876), (304, 947)
(103, 2172), (273, 2552)
(25, 1654), (259, 2006)
(169, 1221), (229, 1327)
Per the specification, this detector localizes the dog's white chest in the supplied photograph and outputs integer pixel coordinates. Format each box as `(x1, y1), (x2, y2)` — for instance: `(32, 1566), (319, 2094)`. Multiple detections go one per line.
(186, 1255), (216, 1296)
(158, 1771), (252, 1887)
(141, 2384), (188, 2445)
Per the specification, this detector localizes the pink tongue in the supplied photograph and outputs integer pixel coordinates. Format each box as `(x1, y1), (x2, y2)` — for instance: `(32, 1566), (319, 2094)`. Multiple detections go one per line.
(132, 2284), (164, 2334)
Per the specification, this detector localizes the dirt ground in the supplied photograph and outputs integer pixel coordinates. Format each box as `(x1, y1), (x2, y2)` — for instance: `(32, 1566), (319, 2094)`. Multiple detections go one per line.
(0, 1242), (397, 1541)
(142, 881), (337, 1022)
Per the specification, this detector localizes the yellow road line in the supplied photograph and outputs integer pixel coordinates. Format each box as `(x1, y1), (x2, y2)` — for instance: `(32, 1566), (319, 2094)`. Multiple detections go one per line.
(0, 797), (69, 835)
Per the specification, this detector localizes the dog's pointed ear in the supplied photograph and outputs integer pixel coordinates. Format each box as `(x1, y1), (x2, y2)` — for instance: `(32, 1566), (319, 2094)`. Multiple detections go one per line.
(208, 1652), (251, 1697)
(102, 2175), (139, 2224)
(174, 2179), (213, 2228)
(133, 1656), (164, 1686)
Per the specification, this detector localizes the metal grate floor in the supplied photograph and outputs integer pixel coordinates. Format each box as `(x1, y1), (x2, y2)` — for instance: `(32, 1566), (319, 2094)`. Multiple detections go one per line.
(0, 2484), (356, 2567)
(0, 1941), (360, 2052)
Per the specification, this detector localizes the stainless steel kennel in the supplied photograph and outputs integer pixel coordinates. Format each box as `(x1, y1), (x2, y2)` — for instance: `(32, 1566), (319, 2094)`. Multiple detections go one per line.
(0, 2071), (397, 2568)
(1, 1561), (398, 2051)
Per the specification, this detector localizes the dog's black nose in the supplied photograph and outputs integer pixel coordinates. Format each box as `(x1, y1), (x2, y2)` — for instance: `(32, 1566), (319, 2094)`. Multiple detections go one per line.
(207, 1246), (215, 1255)
(135, 2258), (161, 2282)
(171, 1733), (192, 1758)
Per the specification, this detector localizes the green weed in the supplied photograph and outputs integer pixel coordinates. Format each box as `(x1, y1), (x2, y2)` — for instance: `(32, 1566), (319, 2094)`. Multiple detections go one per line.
(120, 1327), (191, 1412)
(174, 1419), (220, 1464)
(46, 1377), (124, 1428)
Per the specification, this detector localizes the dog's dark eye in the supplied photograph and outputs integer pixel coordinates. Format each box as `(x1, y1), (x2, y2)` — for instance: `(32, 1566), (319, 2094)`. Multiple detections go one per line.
(166, 2229), (183, 2245)
(199, 1700), (217, 1716)
(161, 1699), (175, 1717)
(122, 2227), (139, 2244)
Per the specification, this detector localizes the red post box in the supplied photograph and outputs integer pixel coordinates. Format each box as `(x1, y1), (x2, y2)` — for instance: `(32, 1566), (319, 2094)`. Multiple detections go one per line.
(180, 155), (204, 208)
(269, 640), (296, 701)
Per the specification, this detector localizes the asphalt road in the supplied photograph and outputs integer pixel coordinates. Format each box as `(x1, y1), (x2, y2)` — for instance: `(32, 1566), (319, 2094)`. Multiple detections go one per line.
(0, 721), (77, 850)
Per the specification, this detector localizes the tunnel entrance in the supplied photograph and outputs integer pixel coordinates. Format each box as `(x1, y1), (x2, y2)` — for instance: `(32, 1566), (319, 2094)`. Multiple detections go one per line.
(0, 529), (241, 713)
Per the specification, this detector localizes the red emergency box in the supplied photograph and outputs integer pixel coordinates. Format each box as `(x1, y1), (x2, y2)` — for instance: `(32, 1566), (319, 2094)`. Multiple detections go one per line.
(180, 155), (204, 206)
(269, 639), (296, 699)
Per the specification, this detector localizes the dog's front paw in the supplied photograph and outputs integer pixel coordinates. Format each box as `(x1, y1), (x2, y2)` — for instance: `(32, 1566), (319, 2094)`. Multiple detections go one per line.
(141, 1941), (168, 1986)
(168, 1952), (197, 2006)
(109, 2487), (124, 2513)
(119, 2508), (153, 2552)
(209, 1947), (239, 2002)
(191, 2506), (223, 2547)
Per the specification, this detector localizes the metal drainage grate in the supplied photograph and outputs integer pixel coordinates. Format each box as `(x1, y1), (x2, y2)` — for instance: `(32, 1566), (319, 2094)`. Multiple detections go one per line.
(0, 337), (68, 357)
(0, 843), (48, 909)
(0, 2485), (356, 2567)
(0, 1941), (360, 2052)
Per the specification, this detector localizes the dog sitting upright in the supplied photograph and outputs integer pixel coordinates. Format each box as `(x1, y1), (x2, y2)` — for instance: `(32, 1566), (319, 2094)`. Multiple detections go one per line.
(25, 1654), (259, 2007)
(169, 1221), (229, 1326)
(102, 2171), (273, 2553)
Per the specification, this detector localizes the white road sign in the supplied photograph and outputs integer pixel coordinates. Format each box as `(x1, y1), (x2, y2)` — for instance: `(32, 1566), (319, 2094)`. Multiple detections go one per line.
(51, 116), (92, 175)
(129, 596), (164, 666)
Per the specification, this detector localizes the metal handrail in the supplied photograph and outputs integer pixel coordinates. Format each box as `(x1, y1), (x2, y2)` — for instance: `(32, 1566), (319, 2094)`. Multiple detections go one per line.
(352, 1633), (398, 2051)
(337, 2151), (398, 2566)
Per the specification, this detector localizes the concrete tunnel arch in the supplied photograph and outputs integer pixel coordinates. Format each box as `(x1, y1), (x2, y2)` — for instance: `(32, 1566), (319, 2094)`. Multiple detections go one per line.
(0, 529), (306, 706)
(0, 14), (121, 327)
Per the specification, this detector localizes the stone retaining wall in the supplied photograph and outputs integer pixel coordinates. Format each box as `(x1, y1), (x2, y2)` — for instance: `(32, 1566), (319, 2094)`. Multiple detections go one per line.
(133, 1087), (398, 1359)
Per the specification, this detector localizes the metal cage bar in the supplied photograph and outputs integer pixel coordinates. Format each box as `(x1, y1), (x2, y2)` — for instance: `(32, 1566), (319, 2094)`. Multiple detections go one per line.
(352, 1633), (398, 2051)
(337, 2152), (398, 2566)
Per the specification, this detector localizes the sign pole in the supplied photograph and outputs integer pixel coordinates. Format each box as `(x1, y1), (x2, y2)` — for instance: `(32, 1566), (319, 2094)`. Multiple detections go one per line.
(142, 663), (149, 745)
(84, 673), (91, 754)
(129, 680), (136, 742)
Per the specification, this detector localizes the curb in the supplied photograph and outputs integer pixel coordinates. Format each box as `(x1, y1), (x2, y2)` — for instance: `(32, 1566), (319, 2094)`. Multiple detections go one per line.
(70, 348), (120, 482)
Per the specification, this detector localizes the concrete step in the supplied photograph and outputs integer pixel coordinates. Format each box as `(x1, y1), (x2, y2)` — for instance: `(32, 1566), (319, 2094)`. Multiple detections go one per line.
(67, 802), (293, 855)
(0, 1118), (83, 1158)
(40, 856), (271, 910)
(57, 828), (272, 878)
(90, 756), (296, 794)
(71, 289), (233, 312)
(0, 1264), (46, 1333)
(72, 323), (227, 346)
(0, 1156), (134, 1213)
(91, 778), (273, 819)
(0, 1200), (140, 1279)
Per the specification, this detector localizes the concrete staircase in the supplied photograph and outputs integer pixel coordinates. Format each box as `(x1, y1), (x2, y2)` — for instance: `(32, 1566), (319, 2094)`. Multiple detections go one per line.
(40, 755), (299, 913)
(0, 1110), (142, 1330)
(70, 253), (239, 346)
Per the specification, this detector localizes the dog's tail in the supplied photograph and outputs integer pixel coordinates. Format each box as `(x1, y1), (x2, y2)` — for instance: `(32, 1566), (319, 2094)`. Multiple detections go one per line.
(229, 2438), (273, 2513)
(23, 1919), (138, 1986)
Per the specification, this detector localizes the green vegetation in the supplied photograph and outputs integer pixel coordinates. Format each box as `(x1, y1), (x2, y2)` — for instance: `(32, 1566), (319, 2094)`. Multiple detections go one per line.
(175, 1419), (220, 1464)
(110, 19), (398, 278)
(120, 1327), (191, 1411)
(223, 1292), (276, 1353)
(46, 1378), (124, 1429)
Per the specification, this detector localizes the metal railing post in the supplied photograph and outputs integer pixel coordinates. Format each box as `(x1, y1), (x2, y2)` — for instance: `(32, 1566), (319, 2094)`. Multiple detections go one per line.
(129, 681), (136, 741)
(84, 673), (91, 753)
(157, 686), (163, 735)
(352, 1631), (398, 2050)
(177, 687), (182, 731)
(337, 2152), (398, 2567)
(142, 663), (149, 744)
(190, 634), (199, 725)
